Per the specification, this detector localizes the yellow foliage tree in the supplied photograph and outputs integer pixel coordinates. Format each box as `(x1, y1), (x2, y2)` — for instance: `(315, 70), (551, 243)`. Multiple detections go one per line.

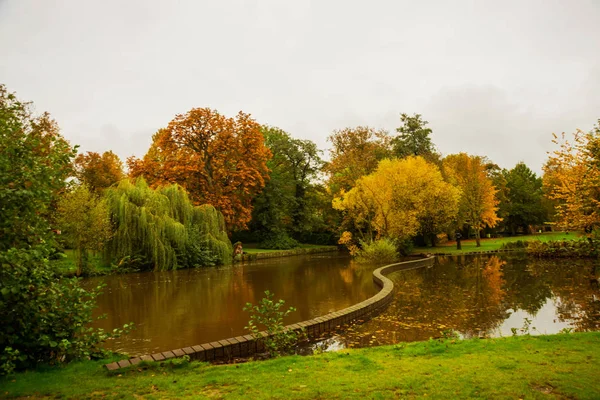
(443, 153), (501, 246)
(324, 126), (391, 195)
(333, 156), (461, 245)
(543, 123), (600, 232)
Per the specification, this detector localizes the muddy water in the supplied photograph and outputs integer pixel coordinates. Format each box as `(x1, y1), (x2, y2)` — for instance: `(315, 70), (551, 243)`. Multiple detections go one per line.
(85, 252), (600, 356)
(83, 253), (379, 356)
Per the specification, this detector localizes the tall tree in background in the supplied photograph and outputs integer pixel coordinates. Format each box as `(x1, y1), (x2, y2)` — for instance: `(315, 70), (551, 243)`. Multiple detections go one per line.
(250, 127), (324, 248)
(392, 113), (438, 161)
(74, 151), (124, 193)
(543, 122), (600, 232)
(502, 162), (546, 234)
(324, 126), (391, 195)
(443, 153), (501, 246)
(128, 108), (271, 231)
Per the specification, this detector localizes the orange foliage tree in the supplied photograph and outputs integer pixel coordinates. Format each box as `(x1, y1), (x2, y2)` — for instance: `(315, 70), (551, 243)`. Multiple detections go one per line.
(74, 151), (124, 193)
(324, 126), (391, 195)
(443, 153), (501, 246)
(543, 123), (600, 232)
(128, 108), (271, 231)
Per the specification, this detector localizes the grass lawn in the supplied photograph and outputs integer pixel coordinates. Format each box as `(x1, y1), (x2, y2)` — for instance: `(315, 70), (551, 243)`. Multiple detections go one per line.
(50, 249), (108, 275)
(3, 332), (599, 399)
(413, 231), (583, 255)
(243, 244), (337, 255)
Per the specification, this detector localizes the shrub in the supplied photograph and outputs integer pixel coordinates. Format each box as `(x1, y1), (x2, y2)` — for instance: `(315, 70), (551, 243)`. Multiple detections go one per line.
(243, 291), (305, 357)
(259, 232), (299, 250)
(0, 248), (131, 374)
(355, 237), (399, 264)
(500, 240), (528, 250)
(525, 238), (598, 258)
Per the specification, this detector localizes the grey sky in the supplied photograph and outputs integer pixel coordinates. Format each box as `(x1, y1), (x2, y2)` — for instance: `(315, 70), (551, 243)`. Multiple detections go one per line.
(1, 0), (599, 174)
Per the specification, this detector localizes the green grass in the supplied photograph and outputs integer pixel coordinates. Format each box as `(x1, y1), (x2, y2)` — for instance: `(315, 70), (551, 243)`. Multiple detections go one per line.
(50, 249), (108, 276)
(413, 231), (583, 255)
(3, 332), (600, 399)
(243, 244), (336, 255)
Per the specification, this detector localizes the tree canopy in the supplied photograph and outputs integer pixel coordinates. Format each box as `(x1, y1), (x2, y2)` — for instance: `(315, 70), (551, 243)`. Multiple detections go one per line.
(391, 113), (438, 161)
(543, 122), (600, 232)
(324, 126), (391, 195)
(443, 153), (501, 246)
(74, 151), (124, 193)
(104, 178), (232, 271)
(128, 108), (271, 231)
(0, 85), (75, 250)
(501, 162), (546, 234)
(333, 156), (460, 244)
(250, 126), (325, 248)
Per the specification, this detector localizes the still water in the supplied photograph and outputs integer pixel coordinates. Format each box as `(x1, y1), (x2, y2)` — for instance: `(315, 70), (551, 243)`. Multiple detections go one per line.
(85, 253), (600, 356)
(328, 253), (600, 349)
(84, 253), (378, 356)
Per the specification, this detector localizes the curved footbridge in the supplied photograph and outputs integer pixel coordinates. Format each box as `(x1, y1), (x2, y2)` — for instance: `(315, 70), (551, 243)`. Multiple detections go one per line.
(105, 256), (435, 371)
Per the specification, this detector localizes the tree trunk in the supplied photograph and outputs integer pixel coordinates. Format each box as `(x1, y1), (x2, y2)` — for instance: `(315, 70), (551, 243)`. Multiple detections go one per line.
(475, 230), (481, 247)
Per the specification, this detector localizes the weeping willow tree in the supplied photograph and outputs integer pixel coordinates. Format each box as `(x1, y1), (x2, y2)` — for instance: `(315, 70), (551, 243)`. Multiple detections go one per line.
(104, 178), (232, 271)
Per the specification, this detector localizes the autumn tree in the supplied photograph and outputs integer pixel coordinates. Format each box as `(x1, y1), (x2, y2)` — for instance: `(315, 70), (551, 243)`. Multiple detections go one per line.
(443, 153), (501, 246)
(56, 185), (112, 276)
(333, 157), (460, 246)
(250, 127), (324, 248)
(324, 126), (391, 195)
(128, 108), (271, 231)
(391, 113), (439, 162)
(74, 151), (124, 193)
(543, 122), (600, 232)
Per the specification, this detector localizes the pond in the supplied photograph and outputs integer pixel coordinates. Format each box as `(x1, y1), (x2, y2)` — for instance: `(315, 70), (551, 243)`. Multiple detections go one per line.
(84, 253), (379, 356)
(86, 252), (600, 356)
(326, 253), (600, 350)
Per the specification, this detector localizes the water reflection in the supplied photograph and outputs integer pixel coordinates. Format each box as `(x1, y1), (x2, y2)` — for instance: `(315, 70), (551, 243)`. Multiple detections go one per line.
(83, 254), (379, 356)
(329, 254), (600, 349)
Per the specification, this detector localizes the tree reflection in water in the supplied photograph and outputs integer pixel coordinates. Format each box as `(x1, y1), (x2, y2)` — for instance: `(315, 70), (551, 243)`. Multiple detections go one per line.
(332, 254), (600, 349)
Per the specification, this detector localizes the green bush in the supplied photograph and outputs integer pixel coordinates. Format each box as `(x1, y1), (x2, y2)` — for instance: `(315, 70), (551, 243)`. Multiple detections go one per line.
(259, 232), (299, 250)
(243, 291), (305, 357)
(355, 238), (399, 264)
(0, 248), (131, 374)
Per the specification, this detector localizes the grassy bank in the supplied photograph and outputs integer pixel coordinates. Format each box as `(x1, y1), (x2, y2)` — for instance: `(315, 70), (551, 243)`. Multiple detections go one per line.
(241, 244), (338, 260)
(412, 231), (581, 255)
(3, 332), (599, 399)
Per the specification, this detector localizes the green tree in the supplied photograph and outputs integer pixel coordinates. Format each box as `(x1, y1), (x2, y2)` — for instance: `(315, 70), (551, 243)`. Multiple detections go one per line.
(56, 185), (112, 276)
(0, 85), (74, 250)
(104, 178), (232, 271)
(502, 162), (546, 234)
(0, 85), (125, 373)
(252, 127), (325, 247)
(392, 113), (438, 161)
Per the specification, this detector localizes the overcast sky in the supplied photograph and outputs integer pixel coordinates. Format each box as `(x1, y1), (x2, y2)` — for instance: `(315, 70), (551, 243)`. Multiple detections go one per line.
(1, 0), (599, 174)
